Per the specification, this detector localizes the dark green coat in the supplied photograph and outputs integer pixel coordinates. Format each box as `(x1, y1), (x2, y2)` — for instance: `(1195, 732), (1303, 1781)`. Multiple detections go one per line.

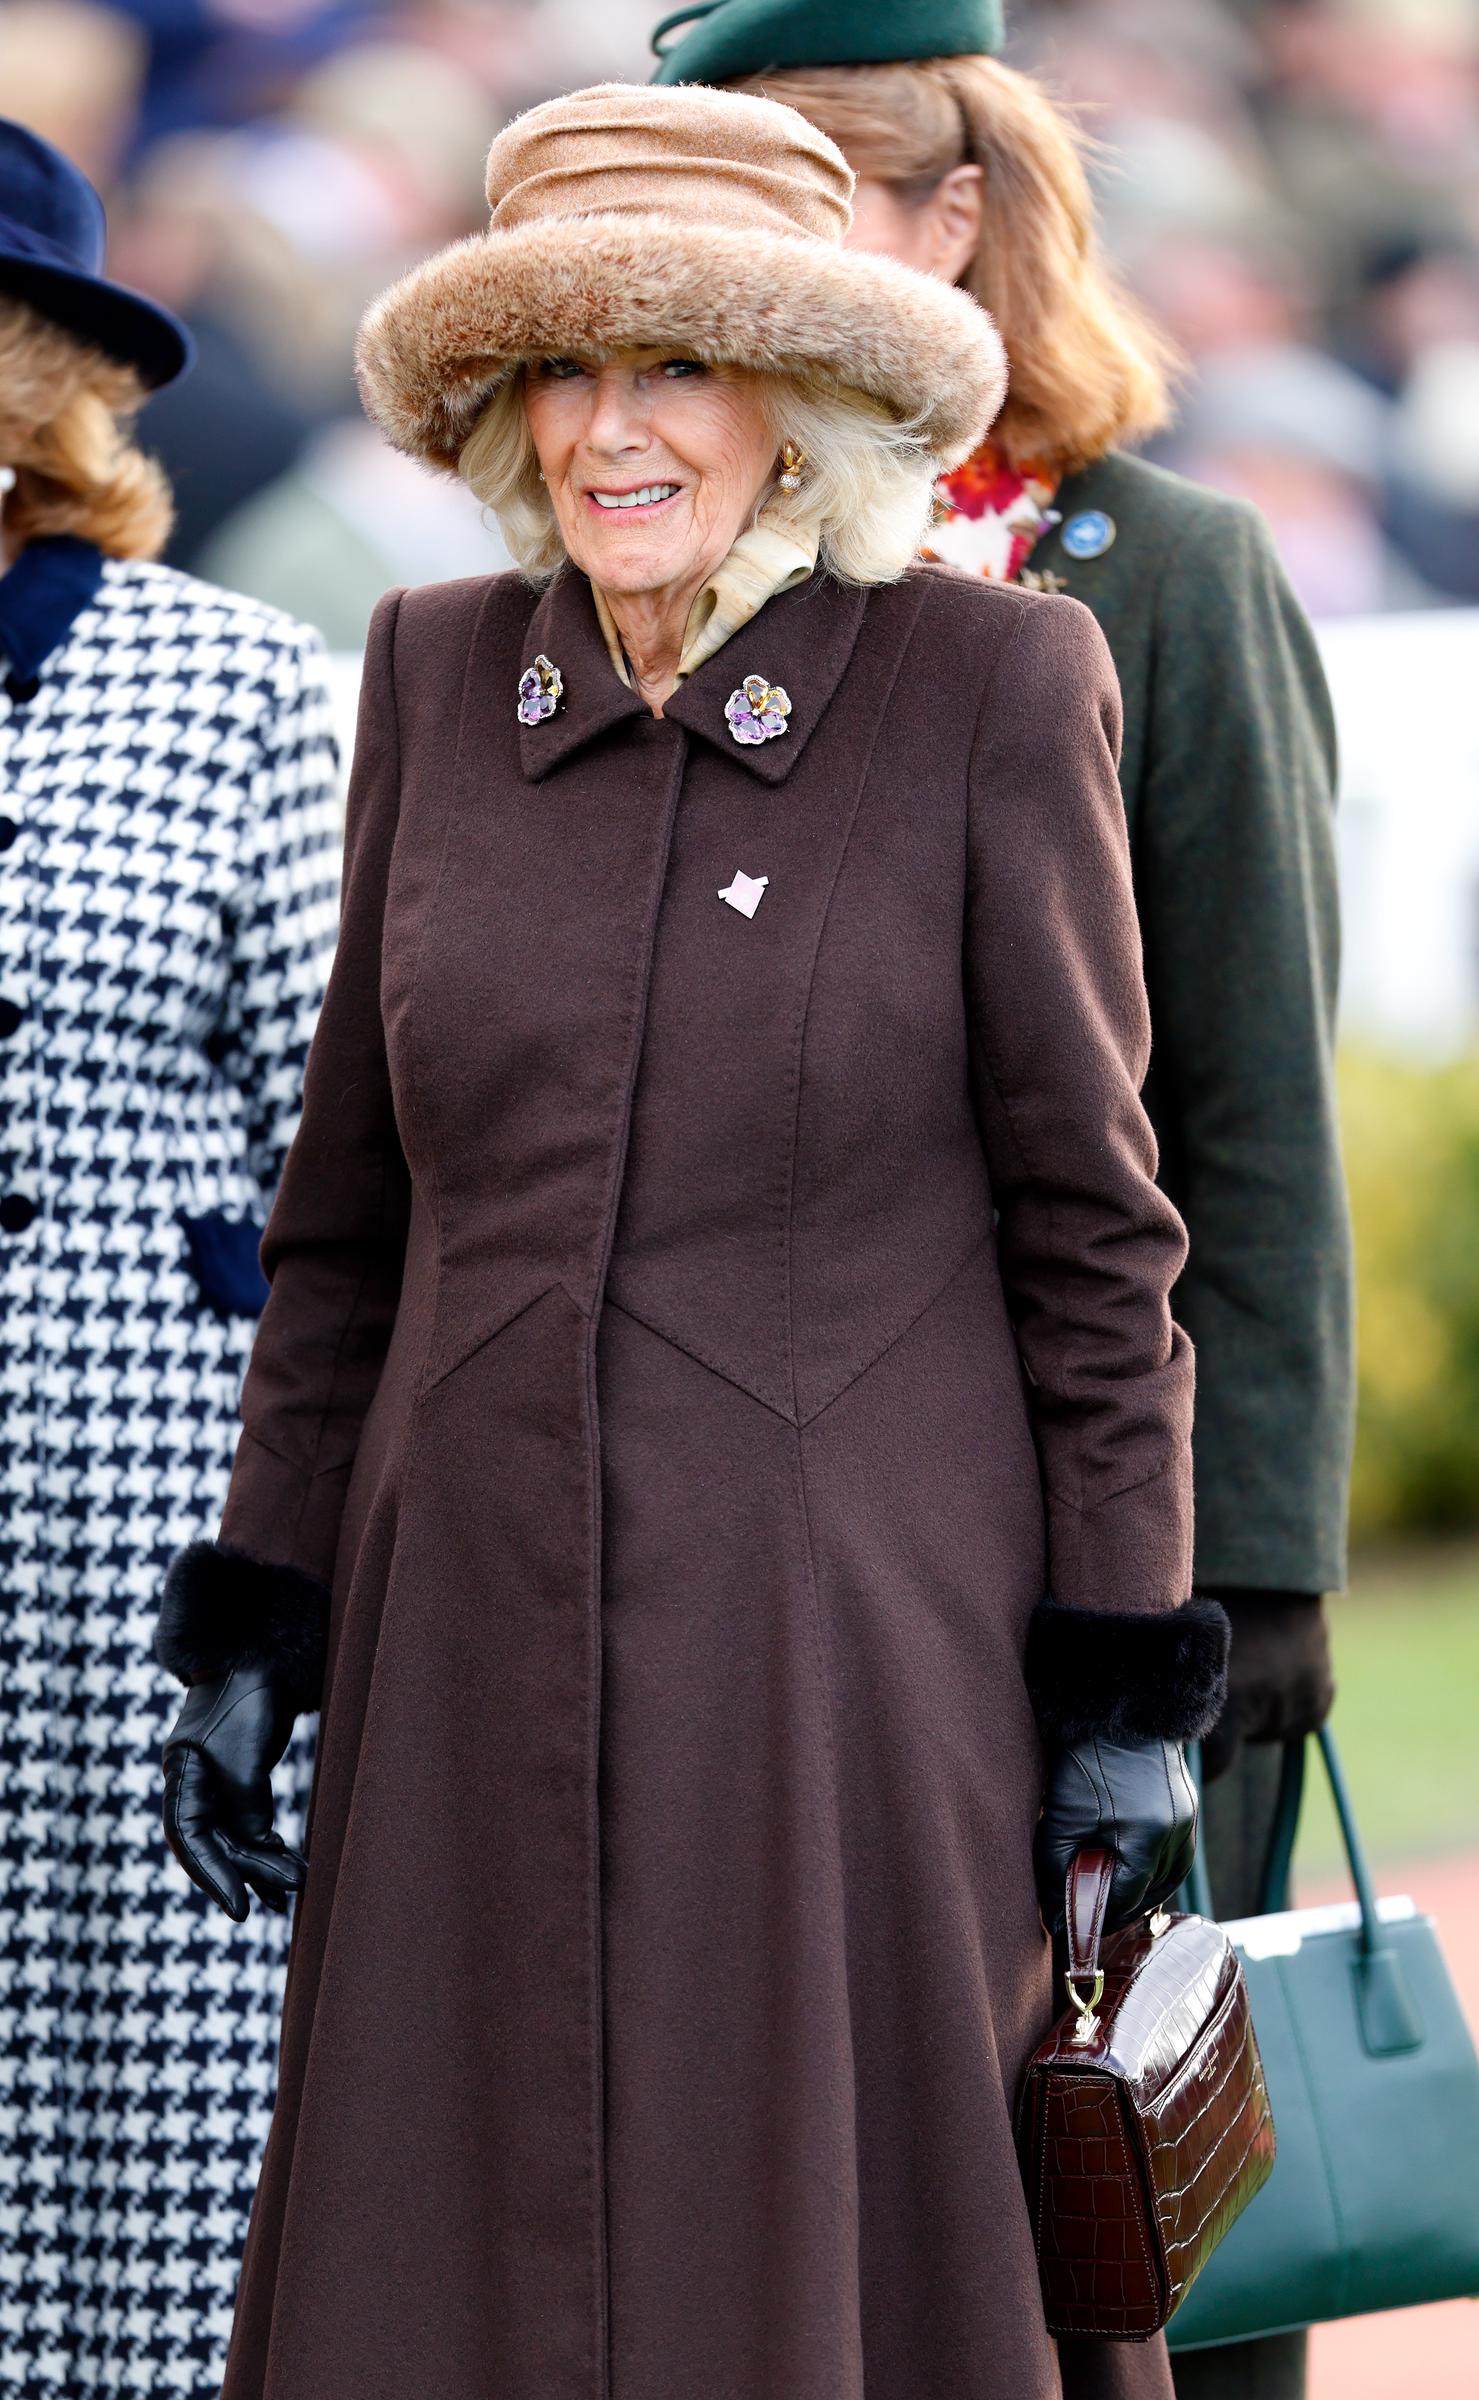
(1029, 452), (1353, 1595)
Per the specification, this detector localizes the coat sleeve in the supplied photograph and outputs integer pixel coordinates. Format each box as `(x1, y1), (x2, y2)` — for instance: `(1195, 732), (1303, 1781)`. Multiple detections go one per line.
(157, 591), (412, 1708)
(1138, 500), (1353, 1596)
(210, 621), (341, 1205)
(964, 594), (1227, 1746)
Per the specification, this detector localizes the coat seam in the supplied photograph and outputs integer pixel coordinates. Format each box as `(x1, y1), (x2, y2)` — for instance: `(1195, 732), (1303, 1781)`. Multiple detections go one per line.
(580, 726), (689, 2400)
(1044, 1441), (1183, 1515)
(782, 580), (931, 1420)
(788, 1421), (864, 2353)
(291, 1177), (385, 1500)
(797, 1231), (992, 1429)
(600, 1294), (794, 1422)
(964, 604), (1081, 1516)
(410, 585), (491, 1404)
(274, 590), (408, 1509)
(418, 1277), (578, 1394)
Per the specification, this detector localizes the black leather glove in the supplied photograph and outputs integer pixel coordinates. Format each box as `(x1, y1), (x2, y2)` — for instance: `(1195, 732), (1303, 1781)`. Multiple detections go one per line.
(1199, 1590), (1334, 1784)
(1034, 1733), (1198, 1935)
(162, 1664), (307, 1922)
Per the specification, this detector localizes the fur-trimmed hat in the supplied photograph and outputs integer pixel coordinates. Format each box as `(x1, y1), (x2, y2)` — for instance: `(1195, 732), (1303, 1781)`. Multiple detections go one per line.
(355, 81), (1007, 475)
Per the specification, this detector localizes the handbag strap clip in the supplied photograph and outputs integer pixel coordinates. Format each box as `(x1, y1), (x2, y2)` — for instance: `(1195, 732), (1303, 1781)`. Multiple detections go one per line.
(1063, 1847), (1115, 2037)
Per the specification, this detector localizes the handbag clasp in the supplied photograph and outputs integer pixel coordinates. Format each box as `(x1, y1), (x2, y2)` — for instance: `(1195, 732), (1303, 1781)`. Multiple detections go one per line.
(1064, 1969), (1105, 2044)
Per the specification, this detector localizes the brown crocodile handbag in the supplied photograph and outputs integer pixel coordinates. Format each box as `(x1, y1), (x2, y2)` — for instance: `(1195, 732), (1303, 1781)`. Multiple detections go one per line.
(1017, 1848), (1277, 2340)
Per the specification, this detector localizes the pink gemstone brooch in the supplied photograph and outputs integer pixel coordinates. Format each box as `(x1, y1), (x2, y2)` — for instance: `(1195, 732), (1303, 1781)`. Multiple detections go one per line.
(517, 654), (563, 725)
(724, 674), (792, 745)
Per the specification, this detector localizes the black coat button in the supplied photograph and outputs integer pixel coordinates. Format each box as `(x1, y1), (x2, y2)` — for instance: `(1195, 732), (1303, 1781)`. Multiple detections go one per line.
(0, 1000), (20, 1038)
(0, 1193), (37, 1233)
(3, 673), (40, 706)
(0, 817), (16, 851)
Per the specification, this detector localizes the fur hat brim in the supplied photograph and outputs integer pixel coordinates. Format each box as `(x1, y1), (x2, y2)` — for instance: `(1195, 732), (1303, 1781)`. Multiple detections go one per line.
(355, 212), (1007, 474)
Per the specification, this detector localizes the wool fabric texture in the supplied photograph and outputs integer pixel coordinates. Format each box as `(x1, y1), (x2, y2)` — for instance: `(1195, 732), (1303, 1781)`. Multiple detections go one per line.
(1023, 451), (1353, 1594)
(355, 82), (1006, 475)
(177, 558), (1201, 2400)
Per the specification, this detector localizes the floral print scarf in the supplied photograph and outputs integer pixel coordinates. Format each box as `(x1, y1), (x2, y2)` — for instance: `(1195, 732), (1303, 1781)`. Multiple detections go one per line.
(923, 441), (1061, 584)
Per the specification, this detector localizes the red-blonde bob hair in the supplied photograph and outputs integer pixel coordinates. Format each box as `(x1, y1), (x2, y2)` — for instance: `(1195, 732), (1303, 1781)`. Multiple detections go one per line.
(735, 55), (1180, 474)
(0, 295), (172, 558)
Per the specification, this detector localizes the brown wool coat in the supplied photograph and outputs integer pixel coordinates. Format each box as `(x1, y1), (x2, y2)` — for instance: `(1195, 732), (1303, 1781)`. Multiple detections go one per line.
(214, 560), (1195, 2400)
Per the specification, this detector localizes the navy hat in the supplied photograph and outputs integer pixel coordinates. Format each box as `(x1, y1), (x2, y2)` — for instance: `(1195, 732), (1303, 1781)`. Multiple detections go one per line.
(0, 118), (191, 389)
(652, 0), (1004, 86)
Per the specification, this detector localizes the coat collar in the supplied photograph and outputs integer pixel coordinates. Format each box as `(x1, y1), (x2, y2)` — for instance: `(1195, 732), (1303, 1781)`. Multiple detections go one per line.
(516, 568), (648, 781)
(664, 568), (866, 784)
(515, 564), (866, 785)
(0, 533), (104, 682)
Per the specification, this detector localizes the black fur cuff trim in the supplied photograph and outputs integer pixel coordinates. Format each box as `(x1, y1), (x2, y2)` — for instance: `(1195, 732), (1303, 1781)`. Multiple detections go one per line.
(1025, 1597), (1231, 1745)
(156, 1540), (330, 1713)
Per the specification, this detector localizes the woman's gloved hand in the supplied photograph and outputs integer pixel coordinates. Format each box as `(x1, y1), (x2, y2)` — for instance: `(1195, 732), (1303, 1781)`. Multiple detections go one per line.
(1199, 1590), (1334, 1784)
(162, 1664), (307, 1922)
(156, 1538), (329, 1921)
(1034, 1733), (1198, 1936)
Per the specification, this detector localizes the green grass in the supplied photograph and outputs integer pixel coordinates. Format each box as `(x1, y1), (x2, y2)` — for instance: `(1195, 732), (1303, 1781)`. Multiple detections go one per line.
(1292, 1543), (1479, 1882)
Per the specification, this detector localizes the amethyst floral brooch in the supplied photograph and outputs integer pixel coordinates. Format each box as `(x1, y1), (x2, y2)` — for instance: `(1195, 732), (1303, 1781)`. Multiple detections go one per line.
(724, 674), (792, 746)
(517, 654), (563, 725)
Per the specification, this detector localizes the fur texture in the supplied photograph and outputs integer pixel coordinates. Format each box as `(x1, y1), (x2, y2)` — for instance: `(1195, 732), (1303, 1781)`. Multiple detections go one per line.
(357, 83), (1007, 477)
(1025, 1597), (1231, 1746)
(355, 213), (1007, 477)
(156, 1539), (330, 1712)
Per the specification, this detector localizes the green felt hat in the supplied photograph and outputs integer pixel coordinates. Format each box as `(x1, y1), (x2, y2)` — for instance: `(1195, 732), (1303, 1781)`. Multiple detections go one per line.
(651, 0), (1004, 87)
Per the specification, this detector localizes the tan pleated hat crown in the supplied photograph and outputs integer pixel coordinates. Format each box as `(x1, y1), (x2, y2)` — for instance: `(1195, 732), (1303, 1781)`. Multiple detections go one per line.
(488, 79), (852, 240)
(356, 82), (1007, 475)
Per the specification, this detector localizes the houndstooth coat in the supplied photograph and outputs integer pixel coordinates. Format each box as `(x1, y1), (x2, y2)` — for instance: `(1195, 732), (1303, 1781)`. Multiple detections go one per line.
(0, 536), (338, 2395)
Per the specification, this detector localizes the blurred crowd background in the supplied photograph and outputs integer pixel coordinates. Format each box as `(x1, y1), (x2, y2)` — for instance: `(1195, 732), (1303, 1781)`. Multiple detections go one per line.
(8, 0), (1479, 640)
(5, 1), (1479, 1615)
(8, 19), (1479, 2383)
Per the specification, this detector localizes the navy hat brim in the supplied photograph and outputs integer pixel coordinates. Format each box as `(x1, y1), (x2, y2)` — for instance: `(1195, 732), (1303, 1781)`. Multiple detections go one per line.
(0, 251), (191, 390)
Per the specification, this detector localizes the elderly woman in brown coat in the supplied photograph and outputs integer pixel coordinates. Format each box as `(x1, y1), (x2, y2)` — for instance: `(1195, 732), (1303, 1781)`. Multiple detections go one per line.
(154, 81), (1228, 2400)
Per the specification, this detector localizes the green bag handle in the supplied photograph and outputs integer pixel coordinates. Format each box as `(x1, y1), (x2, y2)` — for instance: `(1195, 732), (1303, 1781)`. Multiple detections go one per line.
(1255, 1736), (1309, 1918)
(1183, 1728), (1424, 2056)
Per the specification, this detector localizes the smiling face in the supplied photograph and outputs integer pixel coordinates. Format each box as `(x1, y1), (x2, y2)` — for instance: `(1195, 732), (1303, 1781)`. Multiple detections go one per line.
(520, 349), (778, 609)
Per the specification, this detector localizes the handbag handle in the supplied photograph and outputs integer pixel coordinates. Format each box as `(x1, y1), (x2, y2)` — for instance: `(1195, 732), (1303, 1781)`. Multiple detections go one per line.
(1254, 1734), (1308, 1914)
(1184, 1728), (1385, 1958)
(1314, 1726), (1386, 1958)
(1062, 1848), (1114, 2037)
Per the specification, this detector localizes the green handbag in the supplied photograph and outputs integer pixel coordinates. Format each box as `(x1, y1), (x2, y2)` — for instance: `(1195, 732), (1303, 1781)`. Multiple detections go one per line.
(1167, 1727), (1479, 2351)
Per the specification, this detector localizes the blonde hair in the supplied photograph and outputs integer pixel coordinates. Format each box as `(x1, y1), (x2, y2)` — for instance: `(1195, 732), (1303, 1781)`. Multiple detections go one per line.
(735, 56), (1181, 474)
(459, 365), (937, 587)
(0, 296), (172, 557)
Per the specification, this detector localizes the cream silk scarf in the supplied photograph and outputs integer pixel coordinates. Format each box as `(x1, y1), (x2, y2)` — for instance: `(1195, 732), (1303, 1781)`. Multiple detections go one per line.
(593, 501), (819, 690)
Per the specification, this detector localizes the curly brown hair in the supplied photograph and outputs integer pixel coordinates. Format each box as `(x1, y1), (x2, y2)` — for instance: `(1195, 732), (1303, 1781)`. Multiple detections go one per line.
(0, 295), (172, 557)
(734, 56), (1182, 475)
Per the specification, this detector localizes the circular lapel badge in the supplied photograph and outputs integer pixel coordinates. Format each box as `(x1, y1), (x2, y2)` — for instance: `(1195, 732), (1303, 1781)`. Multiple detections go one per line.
(1060, 509), (1117, 562)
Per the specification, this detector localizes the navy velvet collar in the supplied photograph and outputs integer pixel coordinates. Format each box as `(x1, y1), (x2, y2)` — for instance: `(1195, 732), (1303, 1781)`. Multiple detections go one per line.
(0, 533), (105, 682)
